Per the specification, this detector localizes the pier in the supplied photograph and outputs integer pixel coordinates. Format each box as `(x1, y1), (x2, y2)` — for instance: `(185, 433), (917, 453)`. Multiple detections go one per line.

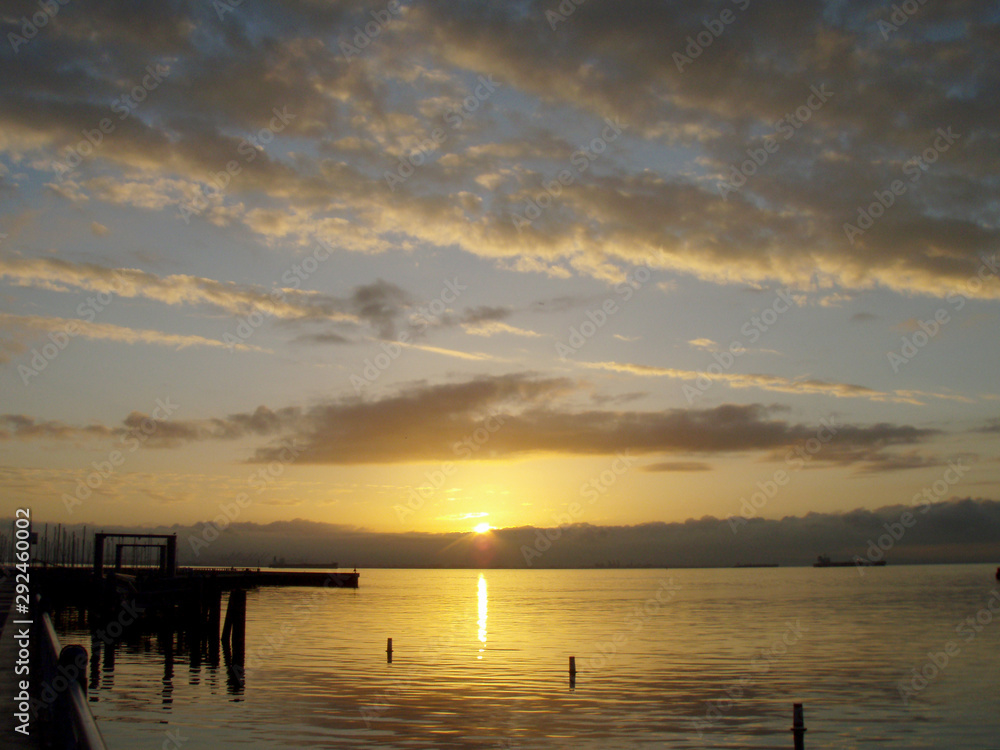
(1, 530), (358, 747)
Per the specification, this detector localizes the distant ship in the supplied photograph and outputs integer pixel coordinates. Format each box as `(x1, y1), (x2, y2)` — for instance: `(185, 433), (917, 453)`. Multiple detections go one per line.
(813, 555), (885, 568)
(270, 556), (338, 569)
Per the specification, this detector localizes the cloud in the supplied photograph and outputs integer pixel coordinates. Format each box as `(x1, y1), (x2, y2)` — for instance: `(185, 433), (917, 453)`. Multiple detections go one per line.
(0, 256), (505, 342)
(688, 338), (717, 351)
(397, 341), (497, 361)
(0, 414), (115, 442)
(462, 320), (543, 338)
(0, 313), (262, 360)
(977, 418), (1000, 434)
(0, 404), (300, 449)
(2, 0), (995, 295)
(9, 374), (930, 467)
(579, 360), (973, 406)
(348, 279), (415, 339)
(0, 255), (357, 323)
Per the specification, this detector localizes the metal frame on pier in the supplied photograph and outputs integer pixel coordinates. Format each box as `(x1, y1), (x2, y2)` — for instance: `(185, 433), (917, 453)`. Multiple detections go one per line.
(92, 533), (177, 576)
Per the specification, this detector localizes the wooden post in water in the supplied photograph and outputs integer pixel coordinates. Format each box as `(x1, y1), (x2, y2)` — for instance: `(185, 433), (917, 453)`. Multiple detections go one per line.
(222, 588), (247, 653)
(386, 637), (393, 663)
(569, 656), (576, 688)
(208, 587), (221, 667)
(791, 703), (806, 750)
(231, 588), (246, 656)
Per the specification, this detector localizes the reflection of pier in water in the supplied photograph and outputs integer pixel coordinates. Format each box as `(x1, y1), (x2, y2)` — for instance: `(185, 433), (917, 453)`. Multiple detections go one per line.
(56, 590), (251, 701)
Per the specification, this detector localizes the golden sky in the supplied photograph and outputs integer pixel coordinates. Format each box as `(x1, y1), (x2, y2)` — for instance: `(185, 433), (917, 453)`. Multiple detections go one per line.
(1, 0), (998, 538)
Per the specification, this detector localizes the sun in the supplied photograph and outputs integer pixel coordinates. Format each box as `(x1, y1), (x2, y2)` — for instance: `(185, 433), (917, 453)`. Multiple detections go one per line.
(473, 522), (493, 534)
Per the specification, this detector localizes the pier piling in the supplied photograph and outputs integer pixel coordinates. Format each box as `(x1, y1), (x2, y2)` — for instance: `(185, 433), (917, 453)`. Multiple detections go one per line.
(222, 588), (247, 658)
(791, 703), (807, 749)
(569, 656), (576, 688)
(387, 637), (393, 663)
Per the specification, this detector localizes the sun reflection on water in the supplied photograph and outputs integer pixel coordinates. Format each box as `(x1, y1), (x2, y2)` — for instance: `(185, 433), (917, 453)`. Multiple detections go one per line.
(477, 573), (487, 658)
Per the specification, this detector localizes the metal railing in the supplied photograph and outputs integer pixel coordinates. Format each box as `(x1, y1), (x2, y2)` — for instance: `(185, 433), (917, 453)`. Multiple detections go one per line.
(34, 596), (107, 750)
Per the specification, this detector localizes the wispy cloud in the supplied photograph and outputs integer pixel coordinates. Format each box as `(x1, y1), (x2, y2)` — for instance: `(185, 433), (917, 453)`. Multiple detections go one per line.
(579, 361), (973, 406)
(0, 313), (263, 358)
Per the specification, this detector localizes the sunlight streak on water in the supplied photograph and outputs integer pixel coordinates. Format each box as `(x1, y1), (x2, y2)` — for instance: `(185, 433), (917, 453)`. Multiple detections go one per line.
(477, 573), (488, 658)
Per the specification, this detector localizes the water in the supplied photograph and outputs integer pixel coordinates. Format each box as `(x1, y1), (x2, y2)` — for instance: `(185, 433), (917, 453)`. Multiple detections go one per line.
(56, 565), (1000, 748)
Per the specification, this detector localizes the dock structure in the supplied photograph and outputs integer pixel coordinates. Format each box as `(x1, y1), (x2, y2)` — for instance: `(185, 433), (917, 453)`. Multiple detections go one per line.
(34, 532), (358, 631)
(3, 530), (358, 745)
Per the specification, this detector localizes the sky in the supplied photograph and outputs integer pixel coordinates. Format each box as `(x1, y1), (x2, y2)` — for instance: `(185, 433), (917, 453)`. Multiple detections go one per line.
(1, 0), (998, 560)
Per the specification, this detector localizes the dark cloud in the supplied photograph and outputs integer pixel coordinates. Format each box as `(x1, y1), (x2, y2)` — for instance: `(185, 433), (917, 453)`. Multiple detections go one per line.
(978, 418), (1000, 434)
(347, 279), (415, 339)
(291, 330), (354, 346)
(118, 405), (299, 448)
(155, 375), (933, 465)
(459, 305), (511, 325)
(32, 498), (1000, 568)
(0, 375), (939, 467)
(0, 414), (114, 441)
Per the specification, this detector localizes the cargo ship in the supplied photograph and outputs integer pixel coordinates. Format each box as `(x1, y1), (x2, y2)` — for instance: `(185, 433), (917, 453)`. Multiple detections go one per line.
(813, 555), (886, 567)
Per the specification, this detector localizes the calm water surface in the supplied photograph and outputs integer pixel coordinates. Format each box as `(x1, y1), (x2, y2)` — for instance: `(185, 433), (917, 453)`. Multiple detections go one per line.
(57, 565), (1000, 748)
